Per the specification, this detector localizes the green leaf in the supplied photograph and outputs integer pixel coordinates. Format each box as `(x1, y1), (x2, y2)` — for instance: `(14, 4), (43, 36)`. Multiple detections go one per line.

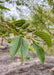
(10, 36), (28, 63)
(34, 31), (52, 47)
(5, 0), (9, 2)
(16, 1), (21, 5)
(10, 36), (22, 59)
(33, 41), (45, 65)
(0, 1), (4, 3)
(18, 38), (28, 63)
(13, 19), (26, 27)
(0, 5), (10, 10)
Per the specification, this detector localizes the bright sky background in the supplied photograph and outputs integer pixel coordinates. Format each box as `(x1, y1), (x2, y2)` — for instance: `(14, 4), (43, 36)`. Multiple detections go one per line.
(2, 0), (49, 20)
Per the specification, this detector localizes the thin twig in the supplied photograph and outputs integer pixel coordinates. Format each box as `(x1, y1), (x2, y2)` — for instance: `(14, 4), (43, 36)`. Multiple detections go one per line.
(0, 23), (20, 35)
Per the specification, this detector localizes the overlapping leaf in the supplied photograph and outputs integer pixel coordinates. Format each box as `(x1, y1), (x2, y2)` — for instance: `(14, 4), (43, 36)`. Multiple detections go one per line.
(10, 36), (28, 63)
(18, 38), (28, 63)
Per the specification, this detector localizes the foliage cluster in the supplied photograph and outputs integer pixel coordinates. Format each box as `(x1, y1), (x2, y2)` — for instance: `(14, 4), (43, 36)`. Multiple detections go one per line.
(0, 0), (53, 64)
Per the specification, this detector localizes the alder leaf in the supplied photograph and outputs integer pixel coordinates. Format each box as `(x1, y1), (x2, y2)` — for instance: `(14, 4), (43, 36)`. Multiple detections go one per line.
(10, 36), (28, 64)
(10, 36), (22, 59)
(34, 31), (52, 47)
(18, 38), (28, 63)
(33, 41), (45, 65)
